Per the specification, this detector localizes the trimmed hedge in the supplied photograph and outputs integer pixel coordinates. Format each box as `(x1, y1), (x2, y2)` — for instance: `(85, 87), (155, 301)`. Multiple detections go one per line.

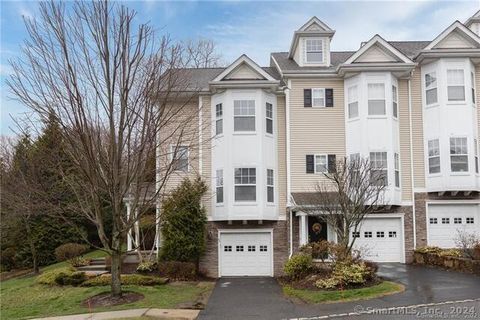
(36, 267), (86, 286)
(81, 274), (168, 286)
(158, 261), (196, 281)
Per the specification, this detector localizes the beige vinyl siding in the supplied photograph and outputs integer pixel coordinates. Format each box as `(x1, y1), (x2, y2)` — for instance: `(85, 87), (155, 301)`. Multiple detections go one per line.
(289, 78), (345, 192)
(276, 95), (287, 215)
(435, 31), (476, 49)
(159, 99), (201, 194)
(200, 95), (213, 215)
(355, 46), (397, 63)
(410, 67), (426, 188)
(398, 79), (413, 201)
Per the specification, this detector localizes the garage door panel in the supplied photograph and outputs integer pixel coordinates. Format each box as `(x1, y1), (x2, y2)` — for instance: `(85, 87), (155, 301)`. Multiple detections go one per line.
(428, 204), (480, 248)
(352, 217), (404, 263)
(219, 232), (272, 277)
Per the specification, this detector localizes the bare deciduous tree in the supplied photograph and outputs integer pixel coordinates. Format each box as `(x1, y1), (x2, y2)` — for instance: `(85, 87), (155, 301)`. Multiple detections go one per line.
(7, 0), (211, 297)
(185, 38), (223, 68)
(301, 157), (387, 258)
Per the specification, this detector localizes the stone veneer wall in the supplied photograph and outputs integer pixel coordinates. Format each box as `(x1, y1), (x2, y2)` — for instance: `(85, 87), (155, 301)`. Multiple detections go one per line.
(199, 220), (289, 278)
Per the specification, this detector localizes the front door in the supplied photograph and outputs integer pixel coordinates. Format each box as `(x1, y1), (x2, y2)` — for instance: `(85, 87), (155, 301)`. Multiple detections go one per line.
(308, 216), (328, 243)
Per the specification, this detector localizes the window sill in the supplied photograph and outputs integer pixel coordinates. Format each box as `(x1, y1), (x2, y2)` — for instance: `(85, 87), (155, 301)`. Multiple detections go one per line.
(347, 117), (360, 122)
(428, 173), (442, 178)
(233, 132), (257, 136)
(215, 134), (224, 139)
(450, 172), (471, 176)
(446, 101), (468, 106)
(425, 103), (440, 109)
(234, 201), (257, 206)
(265, 133), (274, 138)
(215, 204), (224, 207)
(266, 203), (276, 207)
(366, 115), (388, 120)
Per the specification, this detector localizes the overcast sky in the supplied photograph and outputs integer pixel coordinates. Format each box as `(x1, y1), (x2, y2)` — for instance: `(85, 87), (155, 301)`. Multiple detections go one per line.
(1, 0), (478, 136)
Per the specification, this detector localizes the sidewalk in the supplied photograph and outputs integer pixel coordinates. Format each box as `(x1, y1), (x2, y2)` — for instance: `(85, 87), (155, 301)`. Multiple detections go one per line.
(33, 308), (200, 320)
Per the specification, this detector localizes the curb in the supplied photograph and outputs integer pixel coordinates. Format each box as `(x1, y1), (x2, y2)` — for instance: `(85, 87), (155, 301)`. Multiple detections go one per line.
(32, 308), (200, 320)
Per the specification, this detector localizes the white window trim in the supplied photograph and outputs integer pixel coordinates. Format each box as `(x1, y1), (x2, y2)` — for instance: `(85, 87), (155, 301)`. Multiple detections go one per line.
(394, 152), (400, 188)
(449, 136), (469, 174)
(234, 167), (257, 203)
(392, 85), (398, 119)
(427, 138), (441, 175)
(314, 154), (328, 173)
(446, 69), (466, 103)
(215, 103), (223, 136)
(312, 88), (326, 108)
(266, 168), (274, 204)
(425, 71), (438, 107)
(216, 169), (224, 205)
(266, 102), (273, 135)
(304, 38), (324, 64)
(233, 100), (256, 133)
(347, 85), (359, 120)
(170, 145), (189, 173)
(475, 138), (479, 174)
(367, 82), (387, 117)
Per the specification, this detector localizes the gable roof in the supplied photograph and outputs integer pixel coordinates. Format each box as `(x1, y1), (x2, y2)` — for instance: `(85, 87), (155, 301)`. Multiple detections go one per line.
(344, 34), (413, 64)
(298, 16), (334, 33)
(424, 21), (480, 50)
(465, 9), (480, 28)
(212, 54), (278, 82)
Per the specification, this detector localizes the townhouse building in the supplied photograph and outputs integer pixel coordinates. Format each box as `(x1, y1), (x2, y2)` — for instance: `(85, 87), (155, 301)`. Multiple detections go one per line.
(149, 12), (480, 277)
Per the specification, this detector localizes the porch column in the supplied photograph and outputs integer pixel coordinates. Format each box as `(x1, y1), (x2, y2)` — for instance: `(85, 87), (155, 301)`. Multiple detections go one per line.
(298, 212), (308, 246)
(126, 202), (133, 251)
(134, 208), (140, 251)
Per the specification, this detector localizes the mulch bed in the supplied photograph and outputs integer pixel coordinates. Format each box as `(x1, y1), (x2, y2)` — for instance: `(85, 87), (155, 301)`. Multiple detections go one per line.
(278, 272), (381, 291)
(82, 291), (144, 308)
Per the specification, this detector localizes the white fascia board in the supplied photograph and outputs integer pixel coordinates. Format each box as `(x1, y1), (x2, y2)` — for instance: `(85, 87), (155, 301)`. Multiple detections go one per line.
(344, 35), (413, 65)
(425, 21), (480, 50)
(298, 16), (334, 32)
(212, 54), (276, 82)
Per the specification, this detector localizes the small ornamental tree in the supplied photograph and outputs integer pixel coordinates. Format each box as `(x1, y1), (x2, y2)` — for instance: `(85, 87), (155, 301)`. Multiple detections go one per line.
(160, 177), (207, 270)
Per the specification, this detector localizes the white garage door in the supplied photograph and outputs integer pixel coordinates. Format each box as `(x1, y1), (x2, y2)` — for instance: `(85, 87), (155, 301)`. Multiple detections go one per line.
(219, 232), (272, 277)
(352, 216), (404, 262)
(428, 204), (480, 248)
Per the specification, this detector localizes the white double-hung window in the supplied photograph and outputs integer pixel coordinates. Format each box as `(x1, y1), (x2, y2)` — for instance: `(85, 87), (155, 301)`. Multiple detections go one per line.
(368, 83), (386, 115)
(234, 168), (256, 201)
(394, 153), (400, 187)
(450, 137), (468, 172)
(171, 145), (188, 172)
(370, 152), (388, 186)
(305, 38), (323, 63)
(234, 100), (255, 132)
(428, 139), (440, 174)
(425, 72), (438, 105)
(315, 155), (328, 173)
(348, 85), (359, 119)
(312, 88), (325, 107)
(267, 169), (274, 203)
(216, 103), (223, 135)
(266, 103), (273, 134)
(392, 85), (398, 118)
(447, 69), (465, 102)
(216, 169), (223, 204)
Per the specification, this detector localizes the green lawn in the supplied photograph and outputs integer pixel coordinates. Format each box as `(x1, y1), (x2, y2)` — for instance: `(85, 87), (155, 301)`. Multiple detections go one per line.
(0, 251), (214, 320)
(283, 281), (404, 304)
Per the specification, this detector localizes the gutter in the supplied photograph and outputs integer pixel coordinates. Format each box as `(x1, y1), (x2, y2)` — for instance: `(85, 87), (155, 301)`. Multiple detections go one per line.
(408, 77), (417, 249)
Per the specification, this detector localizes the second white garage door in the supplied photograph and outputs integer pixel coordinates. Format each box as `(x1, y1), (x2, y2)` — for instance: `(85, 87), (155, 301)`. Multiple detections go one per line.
(428, 204), (480, 248)
(219, 231), (273, 277)
(352, 216), (404, 263)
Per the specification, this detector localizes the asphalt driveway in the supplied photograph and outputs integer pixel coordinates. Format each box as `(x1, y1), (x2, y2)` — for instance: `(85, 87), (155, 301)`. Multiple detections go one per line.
(198, 264), (480, 320)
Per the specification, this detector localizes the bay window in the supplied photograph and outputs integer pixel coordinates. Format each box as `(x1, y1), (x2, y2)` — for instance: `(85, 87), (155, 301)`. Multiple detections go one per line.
(234, 168), (256, 201)
(368, 83), (386, 115)
(428, 139), (440, 174)
(392, 85), (398, 118)
(450, 137), (468, 172)
(425, 72), (438, 105)
(394, 153), (400, 187)
(234, 100), (255, 132)
(447, 69), (465, 102)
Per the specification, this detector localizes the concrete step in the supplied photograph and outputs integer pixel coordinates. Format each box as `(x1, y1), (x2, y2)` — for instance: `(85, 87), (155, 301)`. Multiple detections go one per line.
(84, 270), (109, 276)
(77, 265), (107, 272)
(90, 260), (106, 266)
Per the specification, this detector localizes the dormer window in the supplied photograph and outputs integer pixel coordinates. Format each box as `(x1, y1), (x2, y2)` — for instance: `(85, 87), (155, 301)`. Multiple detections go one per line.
(305, 38), (323, 63)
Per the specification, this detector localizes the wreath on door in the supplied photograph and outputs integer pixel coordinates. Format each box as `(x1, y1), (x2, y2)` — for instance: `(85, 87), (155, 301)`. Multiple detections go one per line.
(311, 222), (323, 234)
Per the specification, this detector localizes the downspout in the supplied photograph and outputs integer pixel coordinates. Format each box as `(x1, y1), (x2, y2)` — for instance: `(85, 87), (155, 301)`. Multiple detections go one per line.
(286, 79), (293, 258)
(408, 77), (417, 249)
